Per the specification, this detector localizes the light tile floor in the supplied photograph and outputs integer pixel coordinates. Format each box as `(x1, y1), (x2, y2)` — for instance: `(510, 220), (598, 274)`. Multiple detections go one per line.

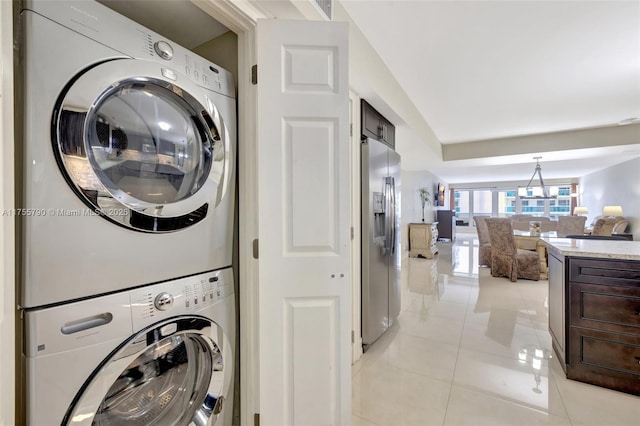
(352, 234), (640, 426)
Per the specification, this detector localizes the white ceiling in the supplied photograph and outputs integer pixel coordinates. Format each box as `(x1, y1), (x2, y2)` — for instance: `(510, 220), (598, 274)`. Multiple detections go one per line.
(97, 0), (640, 185)
(341, 0), (640, 183)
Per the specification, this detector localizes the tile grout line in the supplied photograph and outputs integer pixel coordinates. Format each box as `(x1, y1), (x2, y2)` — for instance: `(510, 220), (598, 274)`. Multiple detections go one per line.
(440, 265), (473, 426)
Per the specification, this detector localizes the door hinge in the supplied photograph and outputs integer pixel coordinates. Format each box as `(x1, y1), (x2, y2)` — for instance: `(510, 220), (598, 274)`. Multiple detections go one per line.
(351, 330), (355, 343)
(251, 64), (258, 85)
(252, 239), (259, 259)
(351, 226), (354, 241)
(254, 413), (260, 426)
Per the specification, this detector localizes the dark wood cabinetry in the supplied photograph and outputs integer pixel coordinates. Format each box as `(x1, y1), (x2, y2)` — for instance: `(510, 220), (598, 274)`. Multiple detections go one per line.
(563, 257), (640, 395)
(436, 210), (456, 241)
(361, 99), (395, 149)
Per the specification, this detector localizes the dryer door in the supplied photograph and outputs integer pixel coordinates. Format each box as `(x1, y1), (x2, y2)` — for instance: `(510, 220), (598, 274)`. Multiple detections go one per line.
(54, 59), (232, 232)
(64, 316), (232, 426)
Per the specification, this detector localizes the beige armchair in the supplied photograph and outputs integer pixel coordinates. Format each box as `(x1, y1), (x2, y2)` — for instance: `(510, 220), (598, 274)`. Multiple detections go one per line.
(485, 218), (540, 282)
(557, 216), (587, 237)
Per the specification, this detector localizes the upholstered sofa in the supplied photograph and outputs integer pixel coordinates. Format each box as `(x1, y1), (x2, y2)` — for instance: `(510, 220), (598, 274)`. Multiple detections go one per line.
(584, 216), (629, 235)
(584, 216), (628, 235)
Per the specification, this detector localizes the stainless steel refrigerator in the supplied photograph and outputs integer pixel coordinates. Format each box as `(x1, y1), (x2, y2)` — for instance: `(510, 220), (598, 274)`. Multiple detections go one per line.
(361, 137), (401, 351)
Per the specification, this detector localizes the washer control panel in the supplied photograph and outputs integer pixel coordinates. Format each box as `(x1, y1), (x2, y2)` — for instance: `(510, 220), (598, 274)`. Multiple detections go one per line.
(154, 292), (174, 311)
(154, 40), (174, 60)
(130, 267), (234, 330)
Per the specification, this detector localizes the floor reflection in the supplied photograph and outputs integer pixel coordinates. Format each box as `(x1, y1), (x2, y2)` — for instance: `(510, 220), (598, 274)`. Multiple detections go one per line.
(353, 233), (640, 426)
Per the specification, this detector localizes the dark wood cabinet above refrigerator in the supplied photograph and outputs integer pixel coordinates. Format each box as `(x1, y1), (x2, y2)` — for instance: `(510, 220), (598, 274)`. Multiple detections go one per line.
(361, 99), (395, 149)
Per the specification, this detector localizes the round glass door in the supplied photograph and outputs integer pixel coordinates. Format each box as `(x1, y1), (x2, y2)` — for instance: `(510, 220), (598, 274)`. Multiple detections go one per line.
(65, 318), (229, 426)
(54, 59), (230, 232)
(87, 82), (212, 206)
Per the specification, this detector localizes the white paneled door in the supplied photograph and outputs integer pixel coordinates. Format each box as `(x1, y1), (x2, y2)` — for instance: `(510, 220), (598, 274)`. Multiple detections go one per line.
(257, 19), (350, 426)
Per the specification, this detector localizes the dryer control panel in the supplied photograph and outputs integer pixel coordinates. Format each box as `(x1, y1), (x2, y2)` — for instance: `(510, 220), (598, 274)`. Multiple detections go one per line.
(129, 267), (234, 330)
(23, 0), (235, 97)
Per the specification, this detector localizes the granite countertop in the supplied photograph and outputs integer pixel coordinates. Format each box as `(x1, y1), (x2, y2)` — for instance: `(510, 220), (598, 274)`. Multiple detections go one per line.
(541, 237), (640, 261)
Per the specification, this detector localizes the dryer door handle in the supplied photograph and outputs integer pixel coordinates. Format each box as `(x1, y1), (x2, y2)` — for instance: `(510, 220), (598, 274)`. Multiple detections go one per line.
(61, 313), (114, 335)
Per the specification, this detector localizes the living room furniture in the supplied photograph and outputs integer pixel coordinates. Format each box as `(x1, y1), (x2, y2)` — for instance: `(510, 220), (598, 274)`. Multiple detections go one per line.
(511, 216), (557, 232)
(545, 238), (640, 396)
(436, 210), (456, 241)
(565, 234), (628, 241)
(485, 218), (540, 282)
(513, 230), (556, 280)
(592, 217), (629, 236)
(473, 216), (491, 267)
(408, 223), (438, 259)
(556, 216), (587, 237)
(612, 233), (634, 241)
(584, 215), (628, 235)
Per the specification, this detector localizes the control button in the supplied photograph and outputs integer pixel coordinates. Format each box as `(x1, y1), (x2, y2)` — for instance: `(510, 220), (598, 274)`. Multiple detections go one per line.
(154, 292), (174, 311)
(194, 296), (198, 305)
(161, 68), (177, 81)
(154, 40), (174, 60)
(194, 70), (199, 80)
(217, 290), (222, 297)
(185, 298), (190, 308)
(210, 292), (214, 299)
(203, 294), (207, 302)
(203, 75), (208, 84)
(185, 66), (191, 76)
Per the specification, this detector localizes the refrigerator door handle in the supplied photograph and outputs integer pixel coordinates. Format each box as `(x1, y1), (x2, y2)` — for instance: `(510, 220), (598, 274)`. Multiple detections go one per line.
(384, 176), (395, 256)
(389, 176), (396, 257)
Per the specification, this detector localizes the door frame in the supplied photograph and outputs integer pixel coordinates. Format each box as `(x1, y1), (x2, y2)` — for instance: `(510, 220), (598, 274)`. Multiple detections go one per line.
(350, 91), (363, 364)
(192, 2), (262, 424)
(193, 2), (336, 425)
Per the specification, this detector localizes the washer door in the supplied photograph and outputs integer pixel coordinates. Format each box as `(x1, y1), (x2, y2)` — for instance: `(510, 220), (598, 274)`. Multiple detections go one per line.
(64, 317), (231, 426)
(54, 59), (231, 232)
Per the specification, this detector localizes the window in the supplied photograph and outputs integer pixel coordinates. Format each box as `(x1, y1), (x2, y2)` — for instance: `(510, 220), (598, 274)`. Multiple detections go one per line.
(454, 184), (572, 222)
(454, 190), (470, 224)
(473, 190), (492, 217)
(498, 190), (516, 217)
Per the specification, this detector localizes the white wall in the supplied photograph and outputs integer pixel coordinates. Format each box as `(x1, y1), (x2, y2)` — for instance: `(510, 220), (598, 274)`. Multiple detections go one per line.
(333, 2), (442, 171)
(580, 157), (640, 240)
(401, 169), (448, 252)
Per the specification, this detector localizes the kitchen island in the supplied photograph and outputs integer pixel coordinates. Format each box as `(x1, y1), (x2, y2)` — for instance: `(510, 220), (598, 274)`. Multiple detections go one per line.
(542, 237), (640, 396)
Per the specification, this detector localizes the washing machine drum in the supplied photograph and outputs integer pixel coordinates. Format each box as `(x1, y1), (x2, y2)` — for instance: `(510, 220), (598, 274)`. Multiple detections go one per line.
(53, 59), (231, 232)
(64, 317), (231, 425)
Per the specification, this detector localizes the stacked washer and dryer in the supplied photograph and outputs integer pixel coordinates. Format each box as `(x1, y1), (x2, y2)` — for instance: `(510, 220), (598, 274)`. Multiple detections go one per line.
(18, 1), (237, 424)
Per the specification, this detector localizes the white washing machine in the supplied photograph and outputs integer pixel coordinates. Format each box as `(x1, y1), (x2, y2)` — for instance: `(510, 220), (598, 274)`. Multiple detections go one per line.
(25, 268), (235, 425)
(18, 0), (236, 308)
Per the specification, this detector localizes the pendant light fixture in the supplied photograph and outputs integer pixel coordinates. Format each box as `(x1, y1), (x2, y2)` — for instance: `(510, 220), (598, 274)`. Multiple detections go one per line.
(518, 157), (558, 199)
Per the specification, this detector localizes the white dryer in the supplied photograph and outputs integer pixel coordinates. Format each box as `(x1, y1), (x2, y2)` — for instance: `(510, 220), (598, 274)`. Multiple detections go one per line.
(18, 0), (236, 308)
(25, 268), (235, 425)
